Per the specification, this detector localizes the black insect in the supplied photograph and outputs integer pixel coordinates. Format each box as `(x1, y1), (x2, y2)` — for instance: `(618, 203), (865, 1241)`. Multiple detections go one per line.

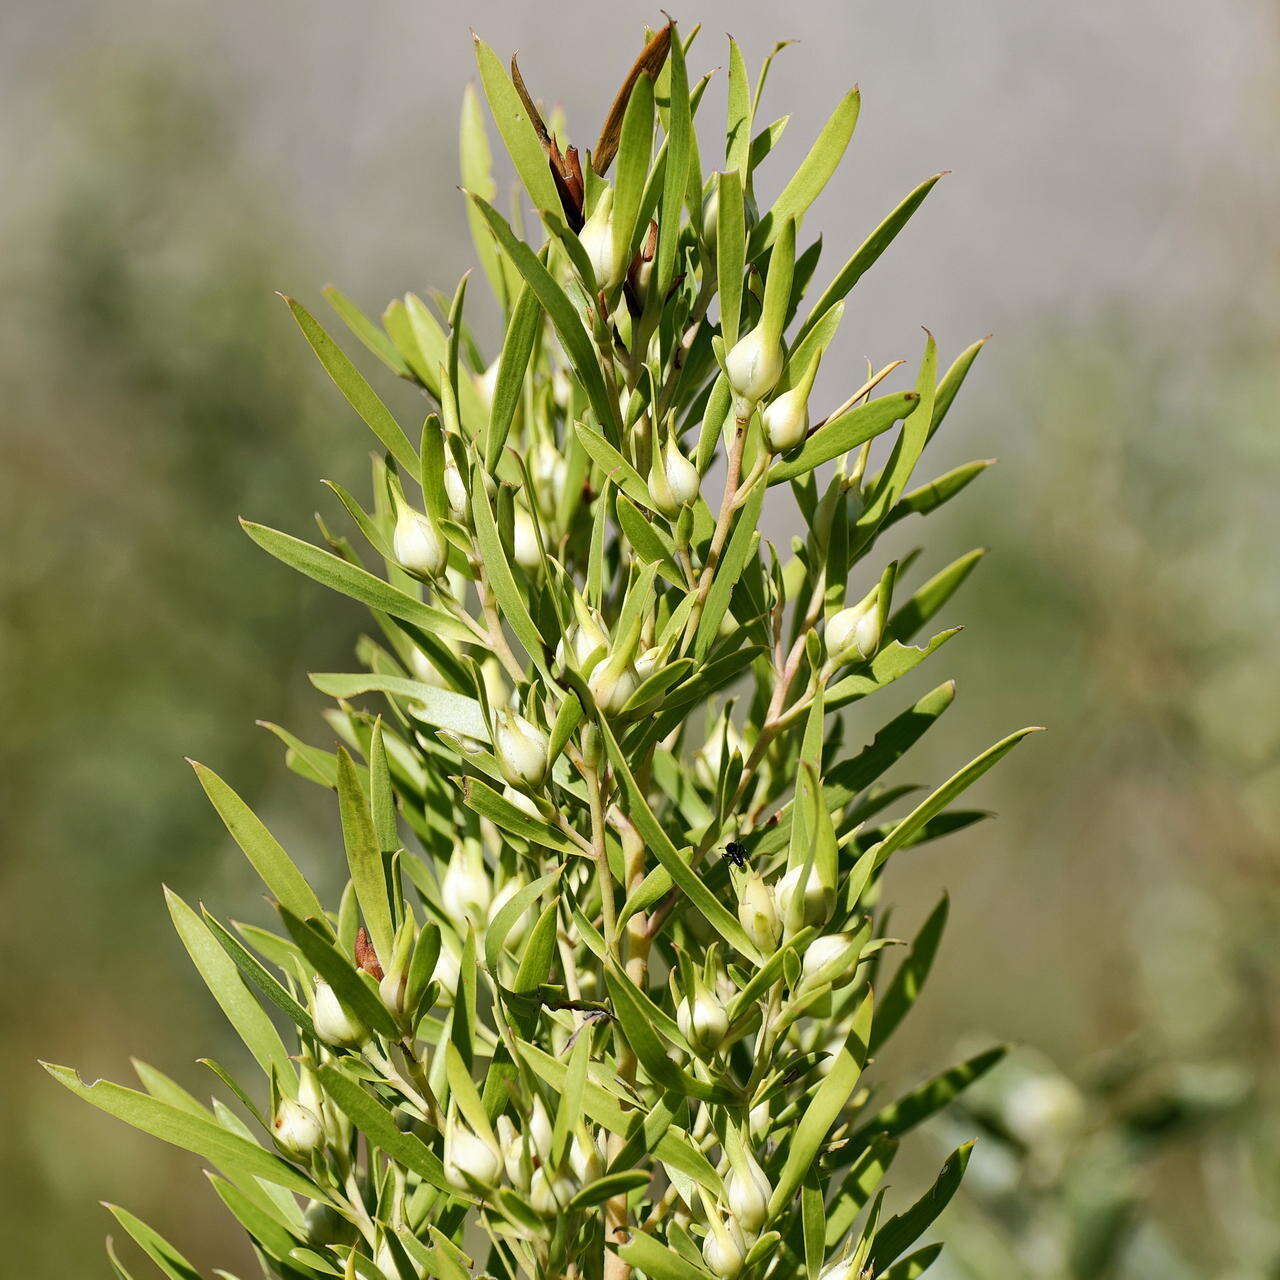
(724, 840), (748, 869)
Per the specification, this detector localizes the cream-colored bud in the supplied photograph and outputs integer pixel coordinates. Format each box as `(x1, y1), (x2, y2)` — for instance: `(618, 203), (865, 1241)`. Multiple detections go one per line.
(777, 862), (836, 935)
(431, 935), (461, 1007)
(737, 872), (781, 953)
(650, 436), (701, 515)
(443, 1111), (502, 1193)
(475, 357), (501, 410)
(495, 1116), (529, 1189)
(633, 644), (663, 682)
(408, 645), (449, 689)
(531, 439), (567, 517)
(392, 505), (448, 579)
(441, 845), (492, 927)
(560, 608), (610, 670)
(761, 384), (809, 453)
(725, 1151), (771, 1233)
(512, 503), (541, 570)
(569, 1126), (605, 1184)
(588, 653), (641, 714)
(702, 1214), (747, 1279)
(748, 1100), (772, 1143)
(529, 1166), (577, 1217)
(825, 594), (881, 664)
(677, 986), (729, 1056)
(488, 874), (533, 950)
(818, 1257), (857, 1280)
(493, 709), (550, 789)
(725, 326), (783, 420)
(272, 1097), (325, 1159)
(303, 1199), (351, 1245)
(701, 186), (719, 249)
(443, 458), (469, 517)
(801, 933), (862, 989)
(501, 783), (542, 820)
(312, 979), (367, 1049)
(579, 187), (624, 290)
(528, 1096), (554, 1161)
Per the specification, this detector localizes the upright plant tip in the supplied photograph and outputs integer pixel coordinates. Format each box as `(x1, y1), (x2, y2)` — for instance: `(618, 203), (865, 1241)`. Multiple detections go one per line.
(50, 20), (1037, 1280)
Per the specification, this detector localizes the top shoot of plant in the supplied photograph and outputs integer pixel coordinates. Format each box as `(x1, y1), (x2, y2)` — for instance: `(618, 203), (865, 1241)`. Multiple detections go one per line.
(47, 19), (1040, 1280)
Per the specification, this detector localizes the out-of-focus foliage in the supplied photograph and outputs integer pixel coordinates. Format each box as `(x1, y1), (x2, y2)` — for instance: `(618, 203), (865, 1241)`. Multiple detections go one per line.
(0, 62), (357, 1277)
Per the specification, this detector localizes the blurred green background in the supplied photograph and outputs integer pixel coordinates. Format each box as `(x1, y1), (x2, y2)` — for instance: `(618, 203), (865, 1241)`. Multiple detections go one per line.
(2, 3), (1276, 1277)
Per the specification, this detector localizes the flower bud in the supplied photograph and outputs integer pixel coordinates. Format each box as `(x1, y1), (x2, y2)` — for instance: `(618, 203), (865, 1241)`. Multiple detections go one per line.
(528, 1096), (554, 1162)
(748, 1100), (772, 1143)
(298, 1064), (347, 1148)
(776, 862), (836, 935)
(725, 1149), (772, 1234)
(408, 643), (451, 689)
(579, 186), (625, 290)
(441, 843), (492, 927)
(312, 979), (368, 1050)
(801, 933), (862, 990)
(488, 873), (533, 950)
(431, 936), (461, 1007)
(587, 650), (641, 715)
(825, 592), (881, 664)
(443, 1110), (503, 1193)
(443, 457), (469, 517)
(761, 384), (809, 453)
(725, 326), (783, 421)
(702, 1210), (747, 1279)
(694, 718), (745, 790)
(569, 1125), (606, 1184)
(737, 872), (781, 953)
(701, 186), (719, 251)
(677, 983), (729, 1057)
(529, 1165), (577, 1217)
(392, 503), (448, 579)
(303, 1199), (352, 1246)
(818, 1256), (857, 1280)
(559, 606), (610, 670)
(501, 783), (542, 819)
(475, 357), (501, 411)
(531, 439), (567, 517)
(511, 503), (542, 570)
(493, 709), (550, 789)
(649, 434), (701, 516)
(272, 1096), (325, 1159)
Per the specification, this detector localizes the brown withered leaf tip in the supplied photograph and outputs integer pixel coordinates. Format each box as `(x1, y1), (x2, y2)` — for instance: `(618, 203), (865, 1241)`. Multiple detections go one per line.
(511, 52), (585, 230)
(354, 926), (384, 980)
(592, 21), (673, 177)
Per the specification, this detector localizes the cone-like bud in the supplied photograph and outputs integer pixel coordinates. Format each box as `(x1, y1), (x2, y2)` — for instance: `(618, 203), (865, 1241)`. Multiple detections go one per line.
(529, 1165), (577, 1216)
(272, 1096), (325, 1159)
(587, 645), (641, 714)
(569, 1124), (606, 1184)
(512, 503), (542, 570)
(474, 357), (501, 410)
(702, 1205), (747, 1279)
(825, 588), (882, 664)
(761, 353), (821, 454)
(443, 456), (469, 517)
(530, 439), (567, 518)
(443, 1109), (503, 1193)
(488, 872), (532, 950)
(579, 186), (625, 290)
(737, 871), (781, 953)
(431, 936), (461, 1007)
(392, 502), (448, 580)
(493, 709), (550, 789)
(777, 861), (836, 935)
(725, 326), (783, 422)
(495, 1116), (529, 1189)
(725, 1144), (772, 1234)
(312, 979), (368, 1050)
(800, 932), (862, 990)
(677, 974), (729, 1056)
(441, 843), (493, 927)
(378, 918), (418, 1024)
(649, 432), (701, 516)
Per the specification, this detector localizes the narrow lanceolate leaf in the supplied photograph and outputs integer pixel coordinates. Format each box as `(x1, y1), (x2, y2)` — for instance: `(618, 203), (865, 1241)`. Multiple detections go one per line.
(485, 282), (541, 469)
(752, 87), (860, 252)
(322, 284), (410, 377)
(885, 549), (986, 645)
(308, 673), (488, 742)
(694, 483), (763, 658)
(868, 1144), (972, 1272)
(797, 173), (943, 344)
(612, 69), (656, 260)
(616, 1230), (715, 1280)
(593, 22), (672, 175)
(725, 37), (753, 176)
(768, 391), (918, 486)
(472, 35), (562, 216)
(871, 895), (948, 1052)
(336, 747), (394, 963)
(929, 336), (988, 440)
(769, 988), (874, 1213)
(716, 169), (747, 350)
(42, 1066), (320, 1197)
(165, 890), (295, 1089)
(200, 909), (315, 1037)
(883, 460), (995, 532)
(866, 727), (1043, 872)
(240, 520), (473, 643)
(882, 1243), (945, 1280)
(655, 31), (692, 298)
(188, 762), (325, 921)
(103, 1205), (201, 1280)
(853, 1047), (1008, 1143)
(282, 296), (418, 473)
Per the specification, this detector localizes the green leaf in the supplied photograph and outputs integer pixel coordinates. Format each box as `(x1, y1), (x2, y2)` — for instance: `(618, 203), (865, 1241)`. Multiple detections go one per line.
(654, 33), (692, 299)
(103, 1205), (201, 1280)
(868, 1144), (972, 1272)
(569, 1170), (652, 1211)
(188, 762), (325, 921)
(769, 987), (873, 1213)
(617, 493), (683, 584)
(200, 909), (315, 1038)
(336, 746), (394, 962)
(767, 392), (917, 486)
(796, 174), (943, 345)
(282, 295), (418, 473)
(852, 1047), (1007, 1144)
(882, 1243), (945, 1280)
(322, 284), (410, 377)
(207, 1174), (301, 1263)
(617, 1229), (715, 1280)
(929, 336), (988, 440)
(716, 170), (746, 350)
(871, 896), (948, 1053)
(725, 37), (753, 176)
(613, 71), (655, 265)
(885, 549), (986, 645)
(485, 283), (541, 469)
(43, 1065), (318, 1197)
(471, 35), (562, 216)
(752, 87), (860, 252)
(241, 520), (472, 642)
(826, 629), (960, 711)
(309, 672), (488, 742)
(824, 1136), (898, 1247)
(575, 422), (653, 509)
(461, 777), (580, 857)
(165, 889), (295, 1089)
(694, 484), (763, 658)
(883, 461), (995, 532)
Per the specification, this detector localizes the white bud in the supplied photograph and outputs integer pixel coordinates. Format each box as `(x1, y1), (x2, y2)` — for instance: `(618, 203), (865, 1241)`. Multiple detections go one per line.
(488, 874), (532, 950)
(579, 187), (624, 290)
(678, 986), (729, 1056)
(493, 709), (550, 789)
(443, 1111), (502, 1193)
(701, 186), (720, 249)
(443, 458), (469, 517)
(303, 1199), (351, 1245)
(512, 503), (542, 570)
(475, 358), (501, 411)
(650, 434), (701, 516)
(725, 326), (783, 420)
(633, 644), (664, 682)
(569, 1126), (605, 1184)
(801, 933), (862, 989)
(529, 1165), (577, 1217)
(531, 440), (567, 517)
(431, 936), (461, 1007)
(1004, 1075), (1086, 1147)
(501, 783), (542, 819)
(559, 608), (610, 670)
(818, 1257), (857, 1280)
(702, 1214), (747, 1278)
(392, 504), (448, 579)
(726, 1151), (772, 1233)
(272, 1096), (325, 1159)
(695, 719), (745, 790)
(737, 872), (781, 953)
(825, 595), (881, 664)
(441, 845), (492, 927)
(588, 653), (641, 715)
(528, 1096), (554, 1162)
(748, 1100), (772, 1143)
(776, 862), (836, 935)
(495, 1115), (529, 1189)
(761, 384), (810, 453)
(312, 979), (367, 1050)
(551, 366), (573, 408)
